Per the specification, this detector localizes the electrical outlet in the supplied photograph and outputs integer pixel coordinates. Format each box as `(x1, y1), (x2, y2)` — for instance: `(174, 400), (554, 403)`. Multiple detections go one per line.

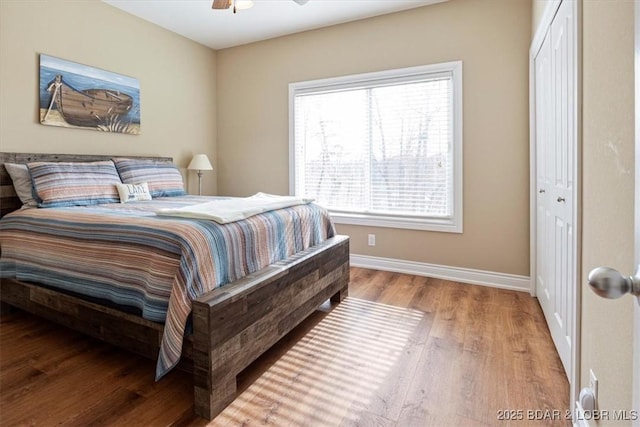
(368, 234), (376, 246)
(589, 369), (598, 404)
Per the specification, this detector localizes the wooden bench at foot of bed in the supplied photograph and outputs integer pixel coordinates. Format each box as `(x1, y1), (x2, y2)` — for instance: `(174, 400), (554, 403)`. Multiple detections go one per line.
(0, 235), (349, 420)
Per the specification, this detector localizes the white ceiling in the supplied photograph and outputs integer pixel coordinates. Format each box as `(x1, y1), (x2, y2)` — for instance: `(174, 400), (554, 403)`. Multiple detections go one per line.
(102, 0), (446, 50)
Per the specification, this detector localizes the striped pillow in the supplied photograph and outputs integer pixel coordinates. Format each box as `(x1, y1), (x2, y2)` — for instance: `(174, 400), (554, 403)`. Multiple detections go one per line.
(28, 161), (122, 208)
(113, 158), (186, 198)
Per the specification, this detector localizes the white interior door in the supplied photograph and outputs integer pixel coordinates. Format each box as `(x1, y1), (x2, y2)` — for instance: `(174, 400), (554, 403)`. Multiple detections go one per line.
(535, 26), (554, 353)
(534, 0), (577, 378)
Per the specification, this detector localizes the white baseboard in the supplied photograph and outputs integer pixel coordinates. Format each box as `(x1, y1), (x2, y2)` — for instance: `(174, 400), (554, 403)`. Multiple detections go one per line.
(350, 254), (532, 293)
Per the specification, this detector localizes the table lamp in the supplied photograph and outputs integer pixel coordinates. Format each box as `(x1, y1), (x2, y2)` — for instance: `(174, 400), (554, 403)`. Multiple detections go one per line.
(187, 154), (213, 195)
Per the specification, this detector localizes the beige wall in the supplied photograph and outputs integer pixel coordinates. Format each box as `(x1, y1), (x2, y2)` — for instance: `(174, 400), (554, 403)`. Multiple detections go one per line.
(217, 0), (532, 276)
(581, 0), (635, 419)
(0, 0), (218, 195)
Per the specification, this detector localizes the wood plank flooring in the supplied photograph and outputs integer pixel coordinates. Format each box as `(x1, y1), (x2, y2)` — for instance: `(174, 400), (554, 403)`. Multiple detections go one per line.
(0, 268), (569, 426)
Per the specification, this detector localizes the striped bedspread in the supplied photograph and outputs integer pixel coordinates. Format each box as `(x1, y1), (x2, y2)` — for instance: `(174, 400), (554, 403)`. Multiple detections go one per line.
(0, 196), (335, 378)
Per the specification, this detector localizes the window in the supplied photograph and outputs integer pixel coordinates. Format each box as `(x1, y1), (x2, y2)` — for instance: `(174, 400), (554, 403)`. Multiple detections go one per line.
(289, 61), (463, 232)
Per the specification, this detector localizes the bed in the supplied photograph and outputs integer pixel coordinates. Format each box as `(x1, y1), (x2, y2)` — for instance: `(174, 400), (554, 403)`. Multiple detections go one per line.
(0, 152), (349, 419)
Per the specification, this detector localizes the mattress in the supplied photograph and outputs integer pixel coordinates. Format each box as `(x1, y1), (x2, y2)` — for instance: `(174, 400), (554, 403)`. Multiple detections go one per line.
(0, 195), (335, 378)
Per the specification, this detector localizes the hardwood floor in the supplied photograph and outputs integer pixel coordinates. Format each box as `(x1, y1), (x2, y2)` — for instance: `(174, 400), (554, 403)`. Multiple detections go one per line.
(0, 268), (569, 426)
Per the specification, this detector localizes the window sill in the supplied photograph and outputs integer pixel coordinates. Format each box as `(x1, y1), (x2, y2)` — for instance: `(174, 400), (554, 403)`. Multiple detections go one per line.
(329, 211), (463, 233)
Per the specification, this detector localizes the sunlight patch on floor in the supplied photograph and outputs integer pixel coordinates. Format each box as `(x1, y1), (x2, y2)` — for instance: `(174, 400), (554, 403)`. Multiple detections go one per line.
(211, 297), (424, 426)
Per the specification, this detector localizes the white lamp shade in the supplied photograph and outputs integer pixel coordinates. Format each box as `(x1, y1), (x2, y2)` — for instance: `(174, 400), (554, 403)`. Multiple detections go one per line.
(188, 154), (213, 171)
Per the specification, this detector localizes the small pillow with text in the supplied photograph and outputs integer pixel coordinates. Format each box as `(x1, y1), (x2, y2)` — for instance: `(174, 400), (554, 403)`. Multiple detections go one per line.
(116, 182), (152, 203)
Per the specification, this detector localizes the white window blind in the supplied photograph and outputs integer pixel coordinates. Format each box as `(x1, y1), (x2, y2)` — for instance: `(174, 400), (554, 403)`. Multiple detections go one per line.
(289, 62), (462, 232)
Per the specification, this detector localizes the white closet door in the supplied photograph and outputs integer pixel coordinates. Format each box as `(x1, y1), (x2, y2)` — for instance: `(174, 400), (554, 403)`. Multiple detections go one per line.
(535, 28), (553, 344)
(535, 0), (576, 377)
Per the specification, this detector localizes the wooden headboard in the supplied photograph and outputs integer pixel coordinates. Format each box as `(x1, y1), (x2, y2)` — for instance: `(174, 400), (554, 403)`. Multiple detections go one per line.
(0, 152), (173, 218)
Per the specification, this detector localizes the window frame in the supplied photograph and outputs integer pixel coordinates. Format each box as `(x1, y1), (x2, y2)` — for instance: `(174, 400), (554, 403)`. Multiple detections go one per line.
(288, 61), (463, 233)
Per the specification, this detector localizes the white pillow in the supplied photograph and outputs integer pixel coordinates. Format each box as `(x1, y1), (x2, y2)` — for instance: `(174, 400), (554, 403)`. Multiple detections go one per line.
(4, 163), (37, 207)
(116, 182), (152, 203)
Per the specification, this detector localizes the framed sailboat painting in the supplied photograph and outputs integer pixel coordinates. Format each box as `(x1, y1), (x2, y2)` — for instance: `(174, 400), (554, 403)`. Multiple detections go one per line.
(39, 54), (140, 134)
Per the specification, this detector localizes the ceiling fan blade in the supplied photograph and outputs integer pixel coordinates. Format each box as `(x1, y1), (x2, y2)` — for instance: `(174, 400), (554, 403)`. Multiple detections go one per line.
(212, 0), (232, 9)
(291, 0), (309, 4)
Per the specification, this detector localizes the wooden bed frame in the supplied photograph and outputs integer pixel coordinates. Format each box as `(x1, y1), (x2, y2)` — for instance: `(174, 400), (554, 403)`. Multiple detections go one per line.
(0, 152), (350, 419)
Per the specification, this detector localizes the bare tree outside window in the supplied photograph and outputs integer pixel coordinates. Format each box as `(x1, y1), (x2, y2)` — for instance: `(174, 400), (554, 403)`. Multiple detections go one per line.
(294, 78), (451, 218)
